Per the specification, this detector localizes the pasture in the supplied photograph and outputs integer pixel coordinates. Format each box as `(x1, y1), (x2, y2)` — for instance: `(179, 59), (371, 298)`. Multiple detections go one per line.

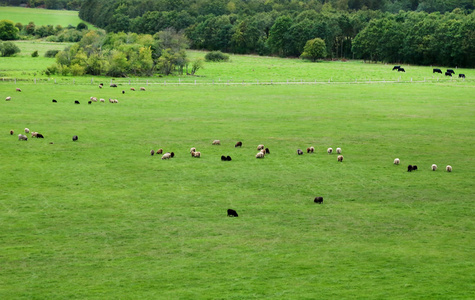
(0, 6), (96, 28)
(1, 75), (474, 298)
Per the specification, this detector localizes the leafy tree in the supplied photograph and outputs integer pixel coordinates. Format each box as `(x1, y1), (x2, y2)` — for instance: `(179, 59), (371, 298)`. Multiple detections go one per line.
(25, 22), (36, 35)
(190, 58), (204, 75)
(301, 38), (327, 61)
(31, 50), (39, 57)
(0, 20), (19, 40)
(77, 22), (88, 30)
(0, 41), (21, 57)
(267, 15), (293, 56)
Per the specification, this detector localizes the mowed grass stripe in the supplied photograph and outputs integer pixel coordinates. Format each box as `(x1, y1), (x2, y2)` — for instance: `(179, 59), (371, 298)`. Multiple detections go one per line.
(0, 82), (473, 298)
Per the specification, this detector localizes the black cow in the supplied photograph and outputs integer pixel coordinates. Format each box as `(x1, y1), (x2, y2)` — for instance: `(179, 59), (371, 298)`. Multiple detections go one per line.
(447, 69), (455, 74)
(235, 141), (242, 147)
(36, 133), (44, 138)
(398, 68), (405, 72)
(110, 83), (118, 87)
(221, 155), (226, 161)
(314, 197), (323, 204)
(52, 99), (57, 103)
(459, 74), (465, 78)
(392, 66), (400, 71)
(407, 165), (413, 172)
(226, 156), (232, 161)
(72, 135), (78, 141)
(227, 209), (238, 217)
(433, 68), (442, 74)
(74, 100), (80, 104)
(445, 72), (452, 77)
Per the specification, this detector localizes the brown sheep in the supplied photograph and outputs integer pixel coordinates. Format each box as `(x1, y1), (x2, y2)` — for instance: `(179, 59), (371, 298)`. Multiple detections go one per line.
(156, 148), (163, 154)
(192, 151), (201, 158)
(130, 87), (136, 91)
(307, 147), (314, 153)
(9, 130), (14, 135)
(212, 140), (221, 145)
(16, 88), (21, 92)
(337, 155), (344, 162)
(140, 87), (146, 91)
(150, 149), (155, 156)
(235, 141), (242, 147)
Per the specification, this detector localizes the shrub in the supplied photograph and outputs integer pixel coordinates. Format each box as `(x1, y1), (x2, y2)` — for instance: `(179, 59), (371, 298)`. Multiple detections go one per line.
(76, 22), (88, 30)
(0, 41), (21, 57)
(204, 51), (229, 62)
(45, 35), (59, 42)
(70, 63), (85, 76)
(31, 50), (39, 57)
(45, 50), (60, 58)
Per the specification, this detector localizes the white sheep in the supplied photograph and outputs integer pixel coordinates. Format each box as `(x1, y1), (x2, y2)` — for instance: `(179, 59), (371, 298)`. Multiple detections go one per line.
(161, 153), (171, 160)
(431, 164), (437, 171)
(114, 99), (118, 103)
(18, 134), (27, 141)
(192, 151), (201, 158)
(140, 87), (146, 91)
(190, 147), (196, 153)
(446, 165), (452, 172)
(336, 147), (342, 154)
(257, 144), (264, 150)
(338, 155), (344, 162)
(100, 98), (105, 103)
(31, 132), (38, 138)
(327, 147), (333, 154)
(91, 97), (97, 102)
(256, 152), (265, 158)
(6, 96), (11, 101)
(307, 146), (314, 153)
(394, 158), (400, 165)
(24, 128), (30, 133)
(212, 140), (221, 145)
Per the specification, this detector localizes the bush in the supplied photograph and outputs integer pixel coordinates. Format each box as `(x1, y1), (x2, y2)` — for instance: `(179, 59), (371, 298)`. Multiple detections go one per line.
(45, 50), (60, 58)
(70, 63), (85, 76)
(31, 50), (39, 57)
(76, 22), (88, 30)
(46, 35), (59, 42)
(0, 41), (21, 57)
(204, 51), (229, 62)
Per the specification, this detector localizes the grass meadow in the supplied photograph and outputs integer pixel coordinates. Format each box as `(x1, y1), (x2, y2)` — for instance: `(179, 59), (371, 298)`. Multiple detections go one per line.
(0, 6), (96, 28)
(1, 67), (474, 299)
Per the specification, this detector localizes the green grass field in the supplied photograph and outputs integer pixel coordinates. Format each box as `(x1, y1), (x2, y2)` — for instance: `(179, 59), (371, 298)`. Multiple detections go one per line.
(1, 66), (474, 299)
(0, 6), (95, 28)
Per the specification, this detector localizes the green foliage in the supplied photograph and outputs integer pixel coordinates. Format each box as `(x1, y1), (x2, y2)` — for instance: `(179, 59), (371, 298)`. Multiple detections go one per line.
(190, 57), (204, 75)
(204, 51), (229, 62)
(0, 41), (21, 57)
(76, 22), (88, 30)
(31, 50), (39, 57)
(0, 19), (19, 40)
(301, 38), (327, 61)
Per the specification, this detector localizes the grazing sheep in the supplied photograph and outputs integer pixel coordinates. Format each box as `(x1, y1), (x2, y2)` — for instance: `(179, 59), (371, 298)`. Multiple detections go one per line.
(307, 147), (314, 153)
(74, 100), (80, 104)
(327, 148), (333, 154)
(6, 96), (11, 101)
(110, 83), (118, 87)
(91, 97), (97, 102)
(113, 99), (118, 103)
(314, 197), (323, 204)
(109, 98), (114, 103)
(256, 152), (265, 158)
(190, 147), (196, 153)
(212, 140), (221, 145)
(31, 132), (38, 138)
(16, 88), (21, 92)
(36, 133), (44, 138)
(431, 164), (437, 171)
(10, 130), (14, 135)
(227, 209), (238, 217)
(235, 141), (242, 147)
(122, 90), (125, 94)
(24, 128), (30, 133)
(88, 101), (92, 104)
(226, 156), (232, 161)
(336, 147), (342, 154)
(265, 148), (270, 154)
(100, 98), (105, 103)
(156, 148), (163, 154)
(130, 87), (136, 91)
(140, 87), (146, 91)
(337, 155), (343, 162)
(297, 149), (303, 155)
(192, 151), (201, 158)
(99, 83), (103, 86)
(407, 165), (413, 172)
(52, 99), (57, 103)
(257, 144), (264, 150)
(150, 149), (155, 156)
(161, 153), (171, 160)
(394, 158), (400, 165)
(413, 165), (418, 171)
(18, 134), (27, 141)
(446, 165), (452, 172)
(170, 152), (175, 158)
(221, 155), (226, 161)
(72, 135), (78, 141)
(99, 84), (103, 88)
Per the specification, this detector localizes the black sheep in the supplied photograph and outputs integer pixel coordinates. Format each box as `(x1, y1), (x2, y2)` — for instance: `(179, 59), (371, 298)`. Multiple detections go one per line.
(314, 197), (323, 204)
(72, 135), (78, 141)
(227, 209), (238, 217)
(36, 133), (44, 138)
(226, 156), (232, 161)
(235, 141), (242, 147)
(407, 165), (413, 172)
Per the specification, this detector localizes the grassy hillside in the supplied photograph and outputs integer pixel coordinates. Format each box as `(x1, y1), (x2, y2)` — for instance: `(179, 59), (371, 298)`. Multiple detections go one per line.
(0, 6), (96, 28)
(0, 78), (474, 298)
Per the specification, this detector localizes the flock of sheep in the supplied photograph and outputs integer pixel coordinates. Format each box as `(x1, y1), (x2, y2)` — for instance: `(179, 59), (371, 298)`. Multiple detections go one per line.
(393, 158), (452, 172)
(11, 127), (78, 142)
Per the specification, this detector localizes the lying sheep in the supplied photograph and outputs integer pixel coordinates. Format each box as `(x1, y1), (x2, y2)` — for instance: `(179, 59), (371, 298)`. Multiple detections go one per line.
(6, 96), (11, 101)
(18, 134), (27, 141)
(190, 147), (196, 153)
(297, 149), (303, 155)
(327, 147), (333, 154)
(337, 155), (344, 162)
(394, 158), (400, 165)
(256, 152), (265, 158)
(307, 147), (314, 153)
(336, 147), (342, 154)
(192, 151), (201, 158)
(446, 165), (452, 172)
(24, 128), (30, 133)
(212, 140), (221, 145)
(162, 153), (171, 160)
(431, 164), (437, 171)
(257, 144), (264, 150)
(156, 148), (163, 154)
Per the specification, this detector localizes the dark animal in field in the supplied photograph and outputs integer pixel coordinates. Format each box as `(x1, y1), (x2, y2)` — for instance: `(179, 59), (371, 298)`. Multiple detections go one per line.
(74, 100), (80, 104)
(398, 68), (405, 72)
(412, 165), (418, 171)
(433, 68), (442, 74)
(314, 197), (323, 204)
(10, 130), (14, 135)
(122, 90), (125, 94)
(297, 149), (303, 155)
(459, 74), (465, 78)
(170, 152), (175, 158)
(72, 135), (78, 141)
(221, 155), (226, 161)
(445, 72), (452, 77)
(235, 141), (242, 147)
(156, 148), (163, 154)
(110, 83), (118, 87)
(392, 66), (400, 71)
(36, 133), (44, 138)
(88, 101), (92, 104)
(150, 149), (155, 156)
(16, 88), (21, 92)
(226, 156), (232, 161)
(337, 155), (343, 162)
(307, 147), (315, 153)
(130, 87), (135, 91)
(447, 69), (455, 74)
(227, 209), (238, 217)
(265, 148), (270, 154)
(52, 99), (57, 103)
(407, 165), (413, 172)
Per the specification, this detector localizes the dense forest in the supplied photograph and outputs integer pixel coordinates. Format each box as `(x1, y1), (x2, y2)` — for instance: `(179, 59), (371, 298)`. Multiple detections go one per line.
(1, 0), (83, 10)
